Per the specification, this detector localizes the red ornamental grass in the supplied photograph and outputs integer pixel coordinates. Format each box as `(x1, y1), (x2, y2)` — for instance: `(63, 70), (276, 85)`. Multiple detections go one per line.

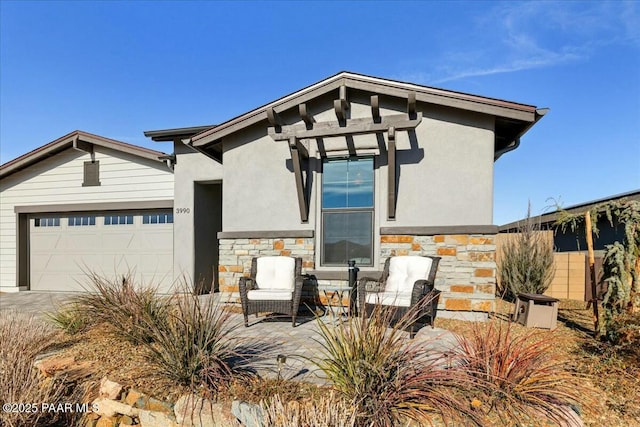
(452, 320), (594, 426)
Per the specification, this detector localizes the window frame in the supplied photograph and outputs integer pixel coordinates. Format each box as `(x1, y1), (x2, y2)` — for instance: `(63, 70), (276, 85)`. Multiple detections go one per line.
(34, 217), (61, 227)
(320, 156), (375, 267)
(68, 215), (96, 227)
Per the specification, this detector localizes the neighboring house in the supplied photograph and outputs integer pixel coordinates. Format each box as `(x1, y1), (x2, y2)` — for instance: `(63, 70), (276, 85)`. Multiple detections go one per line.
(498, 190), (640, 301)
(500, 190), (640, 253)
(144, 71), (547, 318)
(0, 131), (175, 293)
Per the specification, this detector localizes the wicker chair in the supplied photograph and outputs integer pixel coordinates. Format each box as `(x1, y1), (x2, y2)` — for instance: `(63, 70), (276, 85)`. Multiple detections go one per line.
(358, 255), (441, 338)
(238, 256), (304, 327)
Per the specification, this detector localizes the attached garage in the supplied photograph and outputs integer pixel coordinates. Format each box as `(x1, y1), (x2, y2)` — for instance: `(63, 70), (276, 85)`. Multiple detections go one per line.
(0, 131), (175, 293)
(28, 210), (173, 292)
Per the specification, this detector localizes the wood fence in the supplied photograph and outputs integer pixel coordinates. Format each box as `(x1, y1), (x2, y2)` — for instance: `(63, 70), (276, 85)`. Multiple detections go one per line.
(496, 232), (601, 301)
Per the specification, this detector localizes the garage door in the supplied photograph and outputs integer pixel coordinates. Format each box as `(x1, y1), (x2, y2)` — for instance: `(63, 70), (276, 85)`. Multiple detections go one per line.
(29, 210), (174, 292)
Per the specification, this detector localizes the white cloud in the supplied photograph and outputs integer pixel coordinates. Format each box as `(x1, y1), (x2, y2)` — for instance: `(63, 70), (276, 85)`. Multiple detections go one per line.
(399, 1), (639, 85)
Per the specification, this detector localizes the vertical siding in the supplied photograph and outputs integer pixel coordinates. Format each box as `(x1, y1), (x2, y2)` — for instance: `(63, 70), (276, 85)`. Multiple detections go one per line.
(0, 146), (174, 290)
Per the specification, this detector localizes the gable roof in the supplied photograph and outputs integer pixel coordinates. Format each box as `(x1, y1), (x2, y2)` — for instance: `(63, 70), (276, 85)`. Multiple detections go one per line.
(0, 130), (168, 179)
(178, 71), (545, 156)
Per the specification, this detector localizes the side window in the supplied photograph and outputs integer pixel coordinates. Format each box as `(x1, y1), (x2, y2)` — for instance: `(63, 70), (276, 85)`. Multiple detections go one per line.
(34, 217), (60, 227)
(83, 161), (100, 186)
(104, 215), (134, 225)
(68, 216), (96, 226)
(142, 213), (173, 224)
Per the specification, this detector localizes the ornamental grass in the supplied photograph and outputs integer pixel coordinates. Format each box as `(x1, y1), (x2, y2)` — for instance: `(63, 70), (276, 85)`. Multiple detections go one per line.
(312, 301), (480, 427)
(73, 271), (169, 345)
(140, 284), (272, 394)
(451, 320), (595, 426)
(0, 312), (65, 427)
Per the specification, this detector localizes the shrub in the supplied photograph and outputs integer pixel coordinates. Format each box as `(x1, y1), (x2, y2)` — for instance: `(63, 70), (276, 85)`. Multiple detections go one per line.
(140, 287), (268, 394)
(313, 302), (480, 427)
(261, 392), (356, 427)
(46, 301), (90, 334)
(498, 204), (555, 300)
(0, 312), (65, 427)
(74, 272), (168, 344)
(452, 320), (593, 425)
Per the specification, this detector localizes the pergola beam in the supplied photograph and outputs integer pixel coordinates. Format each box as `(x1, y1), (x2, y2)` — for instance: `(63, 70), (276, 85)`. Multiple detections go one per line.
(387, 126), (396, 220)
(289, 137), (309, 222)
(371, 95), (380, 123)
(269, 113), (422, 141)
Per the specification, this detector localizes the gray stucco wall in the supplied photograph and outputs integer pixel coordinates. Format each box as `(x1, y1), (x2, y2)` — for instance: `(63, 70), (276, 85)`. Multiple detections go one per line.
(220, 94), (495, 233)
(173, 143), (223, 285)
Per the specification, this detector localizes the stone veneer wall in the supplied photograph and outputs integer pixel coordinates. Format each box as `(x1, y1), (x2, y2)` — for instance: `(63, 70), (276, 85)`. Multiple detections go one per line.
(380, 234), (496, 313)
(218, 237), (315, 302)
(218, 233), (496, 313)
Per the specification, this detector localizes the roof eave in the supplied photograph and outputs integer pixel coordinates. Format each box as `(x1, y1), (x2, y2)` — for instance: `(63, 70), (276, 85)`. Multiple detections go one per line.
(0, 130), (168, 179)
(143, 125), (216, 142)
(190, 71), (538, 148)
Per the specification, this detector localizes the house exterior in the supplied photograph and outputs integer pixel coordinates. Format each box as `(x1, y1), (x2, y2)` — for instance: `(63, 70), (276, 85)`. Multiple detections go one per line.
(0, 131), (175, 293)
(1, 72), (546, 317)
(145, 72), (547, 318)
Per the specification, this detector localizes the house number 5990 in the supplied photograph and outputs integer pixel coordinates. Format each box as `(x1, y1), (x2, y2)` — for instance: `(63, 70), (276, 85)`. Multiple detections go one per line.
(175, 208), (191, 214)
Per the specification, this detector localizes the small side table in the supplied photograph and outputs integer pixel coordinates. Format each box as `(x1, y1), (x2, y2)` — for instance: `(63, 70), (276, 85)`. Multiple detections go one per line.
(513, 293), (560, 329)
(321, 286), (353, 318)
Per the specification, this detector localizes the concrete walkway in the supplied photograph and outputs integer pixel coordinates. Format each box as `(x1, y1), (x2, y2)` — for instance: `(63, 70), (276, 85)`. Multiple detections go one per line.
(0, 292), (459, 383)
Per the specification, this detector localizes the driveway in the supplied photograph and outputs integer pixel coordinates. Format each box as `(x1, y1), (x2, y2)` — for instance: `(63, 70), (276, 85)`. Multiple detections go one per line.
(0, 291), (76, 317)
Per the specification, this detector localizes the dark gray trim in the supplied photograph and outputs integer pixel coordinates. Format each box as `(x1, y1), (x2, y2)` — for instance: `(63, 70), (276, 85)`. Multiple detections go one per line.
(16, 214), (29, 288)
(268, 113), (422, 141)
(380, 225), (499, 235)
(14, 200), (173, 214)
(387, 127), (396, 219)
(217, 230), (314, 239)
(144, 125), (216, 142)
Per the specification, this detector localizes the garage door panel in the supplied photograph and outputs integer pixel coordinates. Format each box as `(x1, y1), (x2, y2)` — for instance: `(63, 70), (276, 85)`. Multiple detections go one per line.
(102, 233), (137, 250)
(32, 234), (62, 250)
(30, 211), (173, 292)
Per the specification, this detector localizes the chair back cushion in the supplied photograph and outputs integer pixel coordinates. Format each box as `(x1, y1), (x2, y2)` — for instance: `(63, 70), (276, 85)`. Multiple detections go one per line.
(255, 256), (296, 290)
(385, 256), (433, 293)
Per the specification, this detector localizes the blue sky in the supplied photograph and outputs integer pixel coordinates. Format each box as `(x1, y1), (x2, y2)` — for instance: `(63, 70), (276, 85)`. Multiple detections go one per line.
(1, 1), (638, 224)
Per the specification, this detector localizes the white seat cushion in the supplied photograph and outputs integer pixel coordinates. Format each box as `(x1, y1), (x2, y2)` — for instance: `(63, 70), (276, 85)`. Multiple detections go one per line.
(255, 256), (296, 290)
(385, 256), (433, 293)
(365, 291), (412, 307)
(247, 289), (293, 301)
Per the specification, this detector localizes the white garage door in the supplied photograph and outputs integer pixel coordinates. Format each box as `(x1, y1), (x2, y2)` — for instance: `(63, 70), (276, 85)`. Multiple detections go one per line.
(29, 211), (174, 292)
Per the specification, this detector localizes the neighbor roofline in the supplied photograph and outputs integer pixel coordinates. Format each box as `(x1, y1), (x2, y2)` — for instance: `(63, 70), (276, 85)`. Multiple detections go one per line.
(189, 71), (539, 148)
(0, 130), (168, 179)
(499, 189), (640, 231)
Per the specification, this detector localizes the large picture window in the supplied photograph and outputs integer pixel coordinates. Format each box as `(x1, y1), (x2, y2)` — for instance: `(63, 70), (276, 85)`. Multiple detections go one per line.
(321, 157), (374, 266)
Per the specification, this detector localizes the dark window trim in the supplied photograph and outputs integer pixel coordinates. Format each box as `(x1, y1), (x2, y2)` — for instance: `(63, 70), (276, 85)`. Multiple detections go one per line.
(68, 215), (96, 226)
(320, 156), (375, 267)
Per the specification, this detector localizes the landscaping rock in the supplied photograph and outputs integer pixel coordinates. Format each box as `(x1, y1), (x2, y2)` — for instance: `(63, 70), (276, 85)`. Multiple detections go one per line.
(231, 401), (264, 427)
(124, 389), (143, 406)
(99, 377), (123, 400)
(175, 394), (240, 427)
(139, 409), (179, 427)
(93, 397), (139, 418)
(34, 355), (93, 380)
(95, 416), (118, 427)
(119, 415), (135, 426)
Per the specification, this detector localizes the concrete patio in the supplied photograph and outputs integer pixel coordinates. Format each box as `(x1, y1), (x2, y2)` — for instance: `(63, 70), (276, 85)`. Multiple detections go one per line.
(0, 291), (459, 383)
